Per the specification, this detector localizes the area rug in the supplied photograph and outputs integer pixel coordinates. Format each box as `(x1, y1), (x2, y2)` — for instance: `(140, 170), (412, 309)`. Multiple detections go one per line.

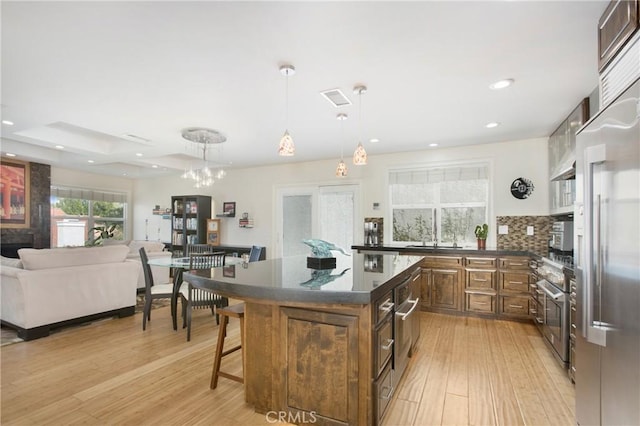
(1, 296), (171, 346)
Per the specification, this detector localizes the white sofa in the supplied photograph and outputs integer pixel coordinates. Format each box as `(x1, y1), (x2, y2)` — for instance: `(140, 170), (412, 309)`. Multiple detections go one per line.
(123, 241), (172, 289)
(0, 245), (139, 340)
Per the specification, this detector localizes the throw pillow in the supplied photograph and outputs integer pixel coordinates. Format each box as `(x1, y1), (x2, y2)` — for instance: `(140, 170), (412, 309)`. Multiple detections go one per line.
(0, 256), (23, 269)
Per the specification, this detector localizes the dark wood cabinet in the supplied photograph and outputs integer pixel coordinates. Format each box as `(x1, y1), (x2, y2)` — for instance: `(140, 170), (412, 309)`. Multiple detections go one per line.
(497, 257), (532, 320)
(598, 0), (639, 72)
(464, 256), (497, 315)
(170, 195), (211, 256)
(430, 268), (462, 311)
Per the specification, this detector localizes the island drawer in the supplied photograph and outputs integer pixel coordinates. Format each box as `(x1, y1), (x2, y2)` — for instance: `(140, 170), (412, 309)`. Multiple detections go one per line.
(374, 315), (393, 378)
(374, 360), (393, 423)
(374, 290), (394, 325)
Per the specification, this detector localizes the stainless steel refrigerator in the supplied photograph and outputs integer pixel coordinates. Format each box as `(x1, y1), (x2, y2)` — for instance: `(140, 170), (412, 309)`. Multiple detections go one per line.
(574, 76), (640, 426)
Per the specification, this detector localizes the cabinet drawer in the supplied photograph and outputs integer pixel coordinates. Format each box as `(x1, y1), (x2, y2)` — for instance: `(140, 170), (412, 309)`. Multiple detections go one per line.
(423, 256), (463, 268)
(500, 295), (530, 316)
(374, 291), (394, 325)
(465, 292), (496, 314)
(499, 257), (530, 270)
(500, 271), (530, 293)
(466, 269), (496, 290)
(374, 316), (393, 378)
(465, 257), (497, 268)
(374, 360), (394, 423)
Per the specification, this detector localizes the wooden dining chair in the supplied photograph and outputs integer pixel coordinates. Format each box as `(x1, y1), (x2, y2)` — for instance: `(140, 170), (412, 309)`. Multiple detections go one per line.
(139, 247), (174, 331)
(180, 252), (227, 341)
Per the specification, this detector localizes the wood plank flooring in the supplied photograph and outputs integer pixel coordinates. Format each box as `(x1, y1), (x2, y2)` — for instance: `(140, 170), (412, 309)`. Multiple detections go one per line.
(0, 308), (574, 425)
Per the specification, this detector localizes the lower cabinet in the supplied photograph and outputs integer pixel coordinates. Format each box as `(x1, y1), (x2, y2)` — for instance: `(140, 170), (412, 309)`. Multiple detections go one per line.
(417, 254), (532, 321)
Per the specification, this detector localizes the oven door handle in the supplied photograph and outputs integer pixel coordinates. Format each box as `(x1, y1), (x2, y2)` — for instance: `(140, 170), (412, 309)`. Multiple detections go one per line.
(538, 280), (564, 300)
(396, 298), (420, 321)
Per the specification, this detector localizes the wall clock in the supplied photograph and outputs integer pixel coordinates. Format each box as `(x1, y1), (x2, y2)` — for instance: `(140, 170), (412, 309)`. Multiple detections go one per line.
(510, 177), (535, 199)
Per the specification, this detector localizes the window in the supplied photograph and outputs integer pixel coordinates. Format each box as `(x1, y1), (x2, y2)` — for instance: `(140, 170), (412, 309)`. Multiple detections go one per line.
(50, 186), (127, 247)
(389, 163), (488, 247)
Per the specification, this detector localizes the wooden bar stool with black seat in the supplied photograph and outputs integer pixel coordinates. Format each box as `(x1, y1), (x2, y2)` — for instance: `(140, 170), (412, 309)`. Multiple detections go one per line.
(210, 302), (245, 389)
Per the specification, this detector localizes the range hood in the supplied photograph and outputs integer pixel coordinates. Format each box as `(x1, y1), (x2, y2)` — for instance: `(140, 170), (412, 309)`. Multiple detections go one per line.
(551, 158), (576, 181)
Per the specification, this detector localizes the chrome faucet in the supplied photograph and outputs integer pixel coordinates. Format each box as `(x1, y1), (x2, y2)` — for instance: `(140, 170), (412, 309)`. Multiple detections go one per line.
(432, 210), (438, 247)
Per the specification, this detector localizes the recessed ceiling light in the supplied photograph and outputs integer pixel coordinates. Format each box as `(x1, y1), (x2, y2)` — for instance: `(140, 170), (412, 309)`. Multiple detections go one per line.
(489, 79), (514, 90)
(2, 120), (14, 126)
(151, 164), (158, 168)
(429, 143), (439, 147)
(55, 145), (65, 149)
(87, 159), (95, 163)
(136, 153), (143, 157)
(5, 153), (16, 157)
(369, 138), (379, 143)
(485, 122), (500, 128)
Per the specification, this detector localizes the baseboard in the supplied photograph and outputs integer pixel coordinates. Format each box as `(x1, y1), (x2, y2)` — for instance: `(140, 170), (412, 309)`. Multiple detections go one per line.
(1, 306), (135, 341)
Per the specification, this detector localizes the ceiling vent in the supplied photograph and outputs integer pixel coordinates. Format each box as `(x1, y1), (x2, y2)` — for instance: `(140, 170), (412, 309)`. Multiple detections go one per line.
(320, 88), (352, 108)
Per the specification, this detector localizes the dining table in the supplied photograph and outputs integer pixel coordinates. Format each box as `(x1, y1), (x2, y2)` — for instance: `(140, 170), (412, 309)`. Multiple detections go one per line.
(147, 255), (244, 331)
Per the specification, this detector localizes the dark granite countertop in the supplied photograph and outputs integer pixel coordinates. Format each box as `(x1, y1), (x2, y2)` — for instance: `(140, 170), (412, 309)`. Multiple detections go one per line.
(352, 244), (532, 257)
(184, 252), (424, 305)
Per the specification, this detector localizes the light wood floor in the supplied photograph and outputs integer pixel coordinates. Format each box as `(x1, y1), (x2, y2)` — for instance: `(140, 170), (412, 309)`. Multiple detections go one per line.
(0, 307), (574, 425)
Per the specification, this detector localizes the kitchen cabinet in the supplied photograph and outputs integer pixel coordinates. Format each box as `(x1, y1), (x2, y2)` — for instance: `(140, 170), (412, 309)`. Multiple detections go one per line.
(421, 256), (463, 313)
(409, 271), (421, 356)
(497, 257), (531, 320)
(170, 195), (211, 256)
(549, 99), (589, 215)
(464, 256), (497, 315)
(598, 0), (639, 72)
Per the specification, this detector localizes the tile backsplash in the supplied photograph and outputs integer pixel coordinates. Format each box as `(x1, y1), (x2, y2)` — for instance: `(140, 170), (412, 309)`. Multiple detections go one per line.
(496, 216), (551, 256)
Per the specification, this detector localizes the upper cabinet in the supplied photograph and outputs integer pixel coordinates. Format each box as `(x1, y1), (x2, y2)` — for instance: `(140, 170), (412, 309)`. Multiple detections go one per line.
(549, 99), (590, 216)
(598, 0), (639, 72)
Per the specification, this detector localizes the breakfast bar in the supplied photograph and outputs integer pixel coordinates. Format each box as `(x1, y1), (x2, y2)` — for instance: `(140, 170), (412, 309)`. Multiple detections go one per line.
(184, 252), (423, 426)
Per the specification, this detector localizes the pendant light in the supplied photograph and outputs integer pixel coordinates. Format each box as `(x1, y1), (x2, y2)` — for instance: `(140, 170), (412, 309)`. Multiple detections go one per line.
(278, 64), (296, 156)
(353, 85), (368, 165)
(336, 113), (348, 177)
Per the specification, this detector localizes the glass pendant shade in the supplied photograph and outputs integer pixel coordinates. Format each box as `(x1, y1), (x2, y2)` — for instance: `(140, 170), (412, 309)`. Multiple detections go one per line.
(336, 159), (348, 177)
(180, 127), (226, 187)
(353, 142), (367, 165)
(278, 130), (295, 156)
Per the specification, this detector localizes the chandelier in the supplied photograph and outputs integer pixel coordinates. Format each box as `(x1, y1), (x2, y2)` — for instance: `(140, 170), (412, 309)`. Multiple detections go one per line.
(180, 127), (227, 188)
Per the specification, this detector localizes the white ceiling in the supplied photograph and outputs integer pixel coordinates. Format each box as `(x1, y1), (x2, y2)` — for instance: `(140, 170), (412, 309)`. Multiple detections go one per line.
(1, 1), (607, 179)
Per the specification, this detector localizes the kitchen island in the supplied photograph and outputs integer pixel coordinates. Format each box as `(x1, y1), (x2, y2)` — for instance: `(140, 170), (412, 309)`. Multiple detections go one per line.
(185, 252), (423, 426)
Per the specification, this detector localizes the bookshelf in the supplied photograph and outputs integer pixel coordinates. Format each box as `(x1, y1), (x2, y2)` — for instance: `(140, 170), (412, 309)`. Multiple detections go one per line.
(170, 195), (212, 256)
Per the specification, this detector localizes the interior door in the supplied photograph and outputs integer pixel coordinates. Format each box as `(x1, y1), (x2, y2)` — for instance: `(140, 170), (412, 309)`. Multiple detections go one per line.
(275, 184), (359, 258)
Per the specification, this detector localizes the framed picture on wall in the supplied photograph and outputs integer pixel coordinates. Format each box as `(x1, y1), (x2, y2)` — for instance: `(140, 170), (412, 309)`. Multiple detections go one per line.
(207, 219), (220, 246)
(222, 202), (236, 217)
(0, 159), (30, 229)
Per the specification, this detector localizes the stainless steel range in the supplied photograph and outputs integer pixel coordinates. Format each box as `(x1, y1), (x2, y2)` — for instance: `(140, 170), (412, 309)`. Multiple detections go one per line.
(534, 257), (571, 368)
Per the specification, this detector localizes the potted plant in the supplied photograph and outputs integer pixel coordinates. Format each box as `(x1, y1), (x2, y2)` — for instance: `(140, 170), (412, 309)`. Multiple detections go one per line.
(86, 224), (117, 246)
(474, 223), (489, 250)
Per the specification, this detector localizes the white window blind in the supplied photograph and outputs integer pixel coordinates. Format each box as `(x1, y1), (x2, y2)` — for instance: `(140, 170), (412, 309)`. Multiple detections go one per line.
(51, 186), (127, 203)
(389, 164), (488, 185)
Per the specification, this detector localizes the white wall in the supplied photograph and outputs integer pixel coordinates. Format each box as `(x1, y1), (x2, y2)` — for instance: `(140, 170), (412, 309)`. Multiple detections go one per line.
(132, 137), (549, 255)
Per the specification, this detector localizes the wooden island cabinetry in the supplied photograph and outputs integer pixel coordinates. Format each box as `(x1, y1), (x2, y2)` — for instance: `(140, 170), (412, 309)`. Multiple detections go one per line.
(185, 253), (423, 426)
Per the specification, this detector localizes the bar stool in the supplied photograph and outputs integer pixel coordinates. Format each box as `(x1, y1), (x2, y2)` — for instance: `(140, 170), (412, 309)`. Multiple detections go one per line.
(210, 302), (245, 389)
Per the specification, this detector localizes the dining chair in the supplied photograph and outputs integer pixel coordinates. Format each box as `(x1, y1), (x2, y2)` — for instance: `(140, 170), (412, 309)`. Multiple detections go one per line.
(186, 243), (216, 255)
(180, 252), (227, 341)
(248, 245), (265, 262)
(139, 247), (174, 331)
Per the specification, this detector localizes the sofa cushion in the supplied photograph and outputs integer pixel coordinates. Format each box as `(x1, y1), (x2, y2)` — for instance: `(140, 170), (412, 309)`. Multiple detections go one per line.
(128, 240), (165, 255)
(0, 256), (23, 269)
(18, 245), (130, 270)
